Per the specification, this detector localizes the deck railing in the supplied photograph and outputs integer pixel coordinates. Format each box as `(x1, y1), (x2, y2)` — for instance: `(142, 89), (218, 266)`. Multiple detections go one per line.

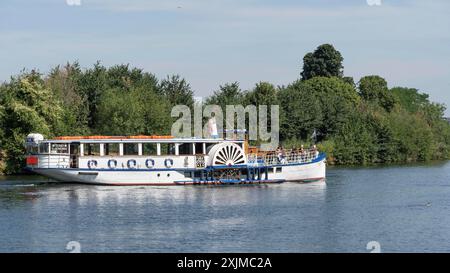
(35, 154), (70, 168)
(247, 149), (320, 166)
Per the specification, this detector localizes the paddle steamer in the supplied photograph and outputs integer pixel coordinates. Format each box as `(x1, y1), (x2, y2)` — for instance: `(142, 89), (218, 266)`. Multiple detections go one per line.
(24, 133), (326, 185)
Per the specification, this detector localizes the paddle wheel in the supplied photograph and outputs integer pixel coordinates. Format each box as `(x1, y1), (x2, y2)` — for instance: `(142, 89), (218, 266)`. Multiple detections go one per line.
(208, 142), (247, 166)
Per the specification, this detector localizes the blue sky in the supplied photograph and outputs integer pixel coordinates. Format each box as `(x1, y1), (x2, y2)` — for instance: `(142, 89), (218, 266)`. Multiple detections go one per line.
(1, 0), (450, 114)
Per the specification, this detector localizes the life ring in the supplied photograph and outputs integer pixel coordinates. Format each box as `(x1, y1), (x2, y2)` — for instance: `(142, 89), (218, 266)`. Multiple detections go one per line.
(164, 158), (173, 168)
(127, 159), (137, 169)
(108, 159), (117, 169)
(87, 160), (98, 169)
(145, 158), (155, 169)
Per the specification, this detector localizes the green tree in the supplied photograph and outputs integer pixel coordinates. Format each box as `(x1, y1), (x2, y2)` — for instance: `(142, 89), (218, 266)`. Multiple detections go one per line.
(0, 72), (65, 174)
(278, 77), (359, 141)
(205, 82), (244, 109)
(45, 62), (90, 135)
(73, 62), (160, 131)
(332, 109), (378, 165)
(158, 75), (194, 108)
(278, 84), (323, 140)
(358, 75), (397, 112)
(342, 76), (355, 87)
(76, 62), (107, 129)
(96, 87), (172, 136)
(390, 87), (430, 113)
(301, 44), (344, 80)
(244, 82), (279, 106)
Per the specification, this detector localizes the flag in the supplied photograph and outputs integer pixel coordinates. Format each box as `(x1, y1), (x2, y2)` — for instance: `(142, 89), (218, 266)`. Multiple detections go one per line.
(311, 129), (317, 142)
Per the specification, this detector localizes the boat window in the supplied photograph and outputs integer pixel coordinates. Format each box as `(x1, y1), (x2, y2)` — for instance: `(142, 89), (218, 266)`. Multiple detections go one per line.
(195, 143), (204, 154)
(86, 143), (100, 156)
(70, 144), (79, 155)
(39, 143), (49, 154)
(124, 143), (138, 155)
(276, 167), (282, 173)
(184, 171), (193, 178)
(50, 143), (68, 154)
(105, 143), (119, 156)
(143, 143), (157, 155)
(179, 143), (193, 155)
(27, 146), (38, 155)
(160, 143), (175, 155)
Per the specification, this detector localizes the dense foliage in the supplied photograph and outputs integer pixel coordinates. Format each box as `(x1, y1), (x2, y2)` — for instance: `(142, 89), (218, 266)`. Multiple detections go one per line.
(1, 44), (450, 174)
(301, 44), (344, 80)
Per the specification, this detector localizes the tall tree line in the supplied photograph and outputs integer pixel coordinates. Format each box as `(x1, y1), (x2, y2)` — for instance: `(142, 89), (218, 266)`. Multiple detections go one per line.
(1, 44), (450, 174)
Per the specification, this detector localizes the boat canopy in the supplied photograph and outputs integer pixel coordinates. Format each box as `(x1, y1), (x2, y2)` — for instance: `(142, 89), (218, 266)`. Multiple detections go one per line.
(43, 135), (244, 144)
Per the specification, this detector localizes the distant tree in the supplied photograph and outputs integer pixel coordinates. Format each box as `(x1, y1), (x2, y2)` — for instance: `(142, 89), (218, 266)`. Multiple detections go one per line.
(76, 61), (107, 129)
(383, 107), (434, 162)
(244, 82), (279, 106)
(205, 82), (244, 109)
(242, 82), (279, 144)
(158, 75), (194, 108)
(73, 62), (160, 130)
(332, 109), (378, 165)
(278, 77), (359, 141)
(105, 64), (159, 91)
(204, 82), (246, 136)
(278, 84), (323, 140)
(358, 75), (397, 112)
(301, 44), (344, 80)
(342, 76), (355, 88)
(45, 62), (90, 135)
(96, 87), (172, 135)
(390, 87), (429, 113)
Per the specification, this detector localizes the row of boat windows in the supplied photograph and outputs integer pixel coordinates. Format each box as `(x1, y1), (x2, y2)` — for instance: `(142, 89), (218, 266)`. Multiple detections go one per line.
(30, 142), (239, 156)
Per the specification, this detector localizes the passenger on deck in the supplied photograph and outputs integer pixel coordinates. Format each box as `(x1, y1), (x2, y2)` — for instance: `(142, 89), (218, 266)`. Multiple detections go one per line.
(312, 145), (319, 157)
(279, 147), (287, 164)
(277, 146), (283, 163)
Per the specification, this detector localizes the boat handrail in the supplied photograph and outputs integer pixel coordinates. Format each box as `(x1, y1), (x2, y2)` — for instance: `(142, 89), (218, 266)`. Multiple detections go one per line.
(247, 149), (320, 166)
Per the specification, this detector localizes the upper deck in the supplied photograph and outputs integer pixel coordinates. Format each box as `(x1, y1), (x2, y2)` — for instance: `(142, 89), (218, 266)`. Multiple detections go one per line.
(44, 135), (245, 144)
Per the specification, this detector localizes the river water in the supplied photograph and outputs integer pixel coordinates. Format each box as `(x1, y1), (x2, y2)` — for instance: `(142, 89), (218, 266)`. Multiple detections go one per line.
(1, 161), (450, 253)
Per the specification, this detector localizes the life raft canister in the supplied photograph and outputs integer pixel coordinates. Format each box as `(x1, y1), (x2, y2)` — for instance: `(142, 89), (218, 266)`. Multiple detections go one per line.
(87, 160), (98, 169)
(164, 158), (173, 168)
(127, 159), (137, 169)
(145, 158), (155, 168)
(108, 159), (117, 169)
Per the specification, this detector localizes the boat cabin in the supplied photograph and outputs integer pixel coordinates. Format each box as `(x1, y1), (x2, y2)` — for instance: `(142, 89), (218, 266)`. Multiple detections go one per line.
(25, 134), (246, 170)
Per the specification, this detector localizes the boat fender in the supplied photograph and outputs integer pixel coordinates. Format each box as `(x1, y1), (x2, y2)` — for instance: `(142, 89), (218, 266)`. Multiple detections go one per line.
(108, 159), (117, 169)
(87, 160), (98, 169)
(145, 158), (155, 168)
(165, 158), (173, 168)
(127, 159), (137, 169)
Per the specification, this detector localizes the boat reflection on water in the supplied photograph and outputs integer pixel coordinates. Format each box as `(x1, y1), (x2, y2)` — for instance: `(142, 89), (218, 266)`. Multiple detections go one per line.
(37, 180), (326, 206)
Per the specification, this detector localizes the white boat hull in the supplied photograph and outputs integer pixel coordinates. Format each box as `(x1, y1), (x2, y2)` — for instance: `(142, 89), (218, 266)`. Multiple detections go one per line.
(32, 158), (326, 186)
